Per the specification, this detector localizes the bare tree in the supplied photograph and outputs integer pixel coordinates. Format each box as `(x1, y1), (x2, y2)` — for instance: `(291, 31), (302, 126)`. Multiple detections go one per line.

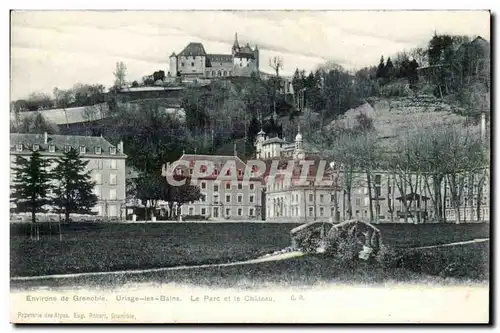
(113, 61), (127, 88)
(269, 56), (284, 117)
(315, 130), (363, 220)
(269, 56), (283, 77)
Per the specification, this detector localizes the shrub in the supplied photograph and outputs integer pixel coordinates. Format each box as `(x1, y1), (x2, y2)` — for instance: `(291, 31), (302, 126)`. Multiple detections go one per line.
(183, 215), (207, 221)
(374, 243), (405, 268)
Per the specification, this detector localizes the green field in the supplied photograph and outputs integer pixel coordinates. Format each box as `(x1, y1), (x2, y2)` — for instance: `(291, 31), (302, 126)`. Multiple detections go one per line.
(10, 222), (490, 287)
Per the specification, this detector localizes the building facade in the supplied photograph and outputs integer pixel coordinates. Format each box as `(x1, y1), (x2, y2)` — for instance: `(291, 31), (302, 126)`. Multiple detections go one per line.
(168, 33), (259, 79)
(255, 127), (338, 222)
(10, 133), (127, 219)
(169, 153), (264, 220)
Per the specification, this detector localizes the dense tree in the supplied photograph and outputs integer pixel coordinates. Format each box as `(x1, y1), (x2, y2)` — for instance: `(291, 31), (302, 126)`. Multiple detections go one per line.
(23, 92), (54, 111)
(51, 148), (98, 223)
(14, 112), (59, 134)
(108, 101), (193, 174)
(170, 182), (202, 218)
(11, 149), (54, 238)
(153, 70), (166, 82)
(134, 172), (170, 220)
(53, 87), (75, 109)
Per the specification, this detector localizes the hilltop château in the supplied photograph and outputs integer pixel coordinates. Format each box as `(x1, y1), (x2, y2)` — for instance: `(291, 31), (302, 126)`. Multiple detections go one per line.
(168, 33), (260, 78)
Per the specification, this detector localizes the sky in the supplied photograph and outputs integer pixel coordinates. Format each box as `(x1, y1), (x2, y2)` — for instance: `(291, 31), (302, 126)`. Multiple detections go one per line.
(10, 10), (490, 100)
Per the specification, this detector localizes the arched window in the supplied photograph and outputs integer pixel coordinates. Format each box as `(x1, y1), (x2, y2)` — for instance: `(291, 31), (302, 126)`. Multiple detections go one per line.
(223, 71), (227, 76)
(212, 71), (216, 76)
(206, 71), (210, 77)
(218, 71), (222, 77)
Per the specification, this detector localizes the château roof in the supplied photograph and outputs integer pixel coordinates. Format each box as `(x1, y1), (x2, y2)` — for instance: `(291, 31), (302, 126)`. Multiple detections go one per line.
(178, 42), (207, 57)
(207, 54), (233, 62)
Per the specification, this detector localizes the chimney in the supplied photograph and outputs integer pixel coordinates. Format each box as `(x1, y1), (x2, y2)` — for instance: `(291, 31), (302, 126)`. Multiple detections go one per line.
(44, 132), (48, 145)
(480, 112), (486, 142)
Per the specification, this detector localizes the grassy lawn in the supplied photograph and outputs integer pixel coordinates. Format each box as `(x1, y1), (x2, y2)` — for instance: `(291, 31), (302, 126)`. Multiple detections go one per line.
(376, 223), (489, 248)
(10, 242), (489, 291)
(10, 222), (490, 280)
(10, 222), (301, 277)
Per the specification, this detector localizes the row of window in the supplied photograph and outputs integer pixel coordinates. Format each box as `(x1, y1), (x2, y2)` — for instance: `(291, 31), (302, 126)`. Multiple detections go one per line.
(93, 159), (118, 170)
(15, 144), (117, 155)
(200, 182), (256, 191)
(199, 193), (256, 204)
(94, 186), (118, 200)
(205, 70), (232, 77)
(188, 206), (255, 217)
(179, 167), (258, 177)
(96, 203), (119, 217)
(446, 208), (489, 219)
(94, 172), (118, 185)
(445, 197), (488, 207)
(268, 206), (335, 218)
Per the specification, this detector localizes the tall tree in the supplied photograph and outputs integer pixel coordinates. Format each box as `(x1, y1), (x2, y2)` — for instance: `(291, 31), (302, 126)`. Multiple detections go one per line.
(269, 56), (284, 117)
(113, 61), (127, 88)
(247, 115), (260, 148)
(171, 183), (202, 218)
(376, 56), (386, 78)
(51, 148), (98, 223)
(11, 149), (54, 238)
(385, 57), (395, 79)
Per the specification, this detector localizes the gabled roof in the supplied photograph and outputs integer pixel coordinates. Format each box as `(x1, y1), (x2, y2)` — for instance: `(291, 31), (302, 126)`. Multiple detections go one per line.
(10, 133), (125, 157)
(178, 43), (207, 57)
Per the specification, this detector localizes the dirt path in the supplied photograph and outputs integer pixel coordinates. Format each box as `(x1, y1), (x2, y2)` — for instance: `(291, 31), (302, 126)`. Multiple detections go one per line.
(10, 251), (305, 282)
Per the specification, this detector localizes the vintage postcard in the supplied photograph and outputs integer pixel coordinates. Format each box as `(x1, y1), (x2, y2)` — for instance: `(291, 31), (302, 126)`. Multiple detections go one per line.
(9, 10), (491, 324)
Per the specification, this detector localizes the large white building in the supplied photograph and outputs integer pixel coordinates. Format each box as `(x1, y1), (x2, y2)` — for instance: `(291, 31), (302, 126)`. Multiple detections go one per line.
(169, 153), (264, 220)
(10, 132), (127, 219)
(255, 127), (338, 222)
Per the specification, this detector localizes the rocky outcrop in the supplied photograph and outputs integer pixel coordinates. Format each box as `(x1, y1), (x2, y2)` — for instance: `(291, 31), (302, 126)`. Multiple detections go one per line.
(290, 219), (382, 260)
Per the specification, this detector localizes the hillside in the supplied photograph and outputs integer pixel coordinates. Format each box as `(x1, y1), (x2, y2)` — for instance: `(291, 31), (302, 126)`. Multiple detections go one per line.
(325, 94), (474, 149)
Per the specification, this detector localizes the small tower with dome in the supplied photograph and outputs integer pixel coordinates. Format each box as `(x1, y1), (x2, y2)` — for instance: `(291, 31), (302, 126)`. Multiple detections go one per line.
(293, 125), (305, 160)
(255, 128), (266, 159)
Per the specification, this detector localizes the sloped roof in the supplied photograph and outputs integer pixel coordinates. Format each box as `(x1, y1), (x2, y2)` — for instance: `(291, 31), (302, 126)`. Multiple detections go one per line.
(178, 43), (207, 57)
(207, 54), (233, 63)
(179, 154), (246, 169)
(10, 133), (125, 157)
(262, 137), (286, 145)
(234, 52), (255, 59)
(173, 153), (262, 181)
